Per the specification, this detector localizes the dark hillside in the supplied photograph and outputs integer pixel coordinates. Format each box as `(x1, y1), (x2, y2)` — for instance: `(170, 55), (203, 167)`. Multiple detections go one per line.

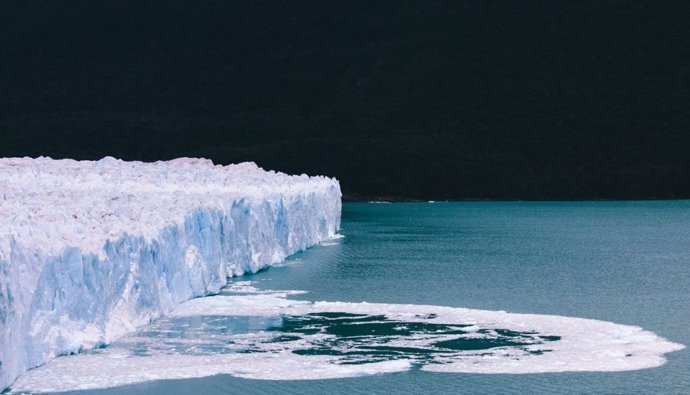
(1, 1), (689, 199)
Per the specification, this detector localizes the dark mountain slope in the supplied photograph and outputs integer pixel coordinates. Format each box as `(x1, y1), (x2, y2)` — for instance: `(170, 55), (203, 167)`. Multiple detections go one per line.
(1, 1), (689, 199)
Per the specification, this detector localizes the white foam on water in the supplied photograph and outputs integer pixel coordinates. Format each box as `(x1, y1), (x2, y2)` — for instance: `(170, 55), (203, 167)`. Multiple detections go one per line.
(10, 284), (684, 393)
(319, 234), (344, 246)
(11, 351), (411, 393)
(222, 281), (308, 296)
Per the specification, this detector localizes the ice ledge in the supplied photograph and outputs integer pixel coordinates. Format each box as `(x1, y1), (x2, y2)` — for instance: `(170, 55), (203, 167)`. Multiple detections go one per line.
(0, 157), (341, 390)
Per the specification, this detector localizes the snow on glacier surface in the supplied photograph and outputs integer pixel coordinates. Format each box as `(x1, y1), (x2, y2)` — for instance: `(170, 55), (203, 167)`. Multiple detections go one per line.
(0, 157), (341, 390)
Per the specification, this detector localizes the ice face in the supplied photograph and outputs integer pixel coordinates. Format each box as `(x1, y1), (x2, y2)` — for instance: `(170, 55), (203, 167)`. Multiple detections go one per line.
(0, 157), (341, 391)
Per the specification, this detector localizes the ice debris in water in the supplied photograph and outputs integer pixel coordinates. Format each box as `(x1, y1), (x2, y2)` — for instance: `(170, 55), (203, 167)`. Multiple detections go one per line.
(9, 284), (685, 393)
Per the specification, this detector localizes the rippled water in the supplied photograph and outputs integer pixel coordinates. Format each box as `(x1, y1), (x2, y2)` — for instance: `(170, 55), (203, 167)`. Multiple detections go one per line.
(21, 201), (690, 394)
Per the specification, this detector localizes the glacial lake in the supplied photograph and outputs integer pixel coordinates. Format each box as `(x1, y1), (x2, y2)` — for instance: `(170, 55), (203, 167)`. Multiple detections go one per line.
(18, 201), (690, 394)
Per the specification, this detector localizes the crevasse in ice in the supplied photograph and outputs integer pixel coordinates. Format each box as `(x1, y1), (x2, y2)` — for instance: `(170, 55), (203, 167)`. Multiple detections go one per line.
(0, 157), (341, 390)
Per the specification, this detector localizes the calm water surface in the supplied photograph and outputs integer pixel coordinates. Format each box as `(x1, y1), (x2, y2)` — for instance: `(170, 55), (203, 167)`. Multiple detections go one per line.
(60, 201), (690, 394)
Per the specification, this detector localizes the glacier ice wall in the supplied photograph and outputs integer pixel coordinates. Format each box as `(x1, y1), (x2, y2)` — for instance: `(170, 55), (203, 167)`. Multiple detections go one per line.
(0, 157), (341, 390)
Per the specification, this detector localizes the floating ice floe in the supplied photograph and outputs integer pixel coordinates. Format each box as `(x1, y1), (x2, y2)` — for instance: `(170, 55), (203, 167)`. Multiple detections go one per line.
(9, 283), (684, 393)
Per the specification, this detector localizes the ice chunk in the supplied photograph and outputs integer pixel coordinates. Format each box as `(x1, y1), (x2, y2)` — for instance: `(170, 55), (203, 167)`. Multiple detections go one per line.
(0, 157), (341, 390)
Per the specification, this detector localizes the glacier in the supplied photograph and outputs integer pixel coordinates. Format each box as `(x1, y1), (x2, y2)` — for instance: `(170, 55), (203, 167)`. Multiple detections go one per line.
(0, 156), (341, 391)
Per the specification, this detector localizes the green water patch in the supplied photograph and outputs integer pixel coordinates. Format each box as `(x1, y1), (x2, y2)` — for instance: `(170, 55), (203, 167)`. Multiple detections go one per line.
(264, 312), (561, 364)
(100, 311), (562, 365)
(268, 313), (472, 337)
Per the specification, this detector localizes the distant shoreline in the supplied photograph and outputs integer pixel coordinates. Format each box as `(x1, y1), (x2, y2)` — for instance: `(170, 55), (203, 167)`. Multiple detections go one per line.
(341, 194), (690, 203)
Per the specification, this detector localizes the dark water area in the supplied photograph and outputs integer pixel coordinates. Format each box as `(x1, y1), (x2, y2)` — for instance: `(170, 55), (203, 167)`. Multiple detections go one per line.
(58, 201), (690, 394)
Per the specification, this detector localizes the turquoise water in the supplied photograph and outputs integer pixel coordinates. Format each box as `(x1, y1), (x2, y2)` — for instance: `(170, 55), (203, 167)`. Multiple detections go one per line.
(60, 201), (690, 394)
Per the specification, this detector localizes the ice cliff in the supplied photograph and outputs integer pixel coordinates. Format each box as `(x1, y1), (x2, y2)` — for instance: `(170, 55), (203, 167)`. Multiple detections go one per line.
(0, 157), (341, 390)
